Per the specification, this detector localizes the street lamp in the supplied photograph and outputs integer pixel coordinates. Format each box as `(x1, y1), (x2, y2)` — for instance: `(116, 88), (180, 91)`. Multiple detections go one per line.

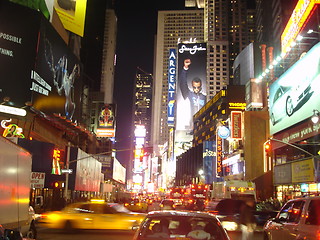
(311, 109), (320, 124)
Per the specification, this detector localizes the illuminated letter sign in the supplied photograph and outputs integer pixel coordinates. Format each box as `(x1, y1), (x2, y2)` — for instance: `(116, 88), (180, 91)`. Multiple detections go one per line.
(216, 135), (223, 177)
(281, 0), (320, 54)
(231, 111), (242, 139)
(168, 49), (177, 125)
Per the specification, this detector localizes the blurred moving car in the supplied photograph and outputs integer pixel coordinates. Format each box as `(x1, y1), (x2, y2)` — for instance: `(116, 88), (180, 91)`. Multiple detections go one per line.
(206, 198), (277, 232)
(206, 199), (243, 231)
(38, 199), (146, 231)
(159, 199), (176, 210)
(264, 196), (320, 240)
(125, 199), (149, 213)
(132, 210), (230, 240)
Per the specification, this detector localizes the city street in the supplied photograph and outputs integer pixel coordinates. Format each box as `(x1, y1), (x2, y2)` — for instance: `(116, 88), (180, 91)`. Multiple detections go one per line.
(37, 227), (264, 240)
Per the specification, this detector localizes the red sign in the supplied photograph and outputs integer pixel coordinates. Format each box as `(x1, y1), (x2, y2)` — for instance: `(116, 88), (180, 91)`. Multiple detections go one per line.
(231, 111), (242, 139)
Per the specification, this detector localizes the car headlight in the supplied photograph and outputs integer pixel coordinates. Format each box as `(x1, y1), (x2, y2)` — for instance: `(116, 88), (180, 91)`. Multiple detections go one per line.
(221, 221), (238, 231)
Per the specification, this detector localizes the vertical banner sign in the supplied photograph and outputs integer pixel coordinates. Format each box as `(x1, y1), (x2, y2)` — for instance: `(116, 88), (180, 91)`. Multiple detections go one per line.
(203, 141), (216, 184)
(216, 135), (223, 177)
(168, 49), (177, 126)
(231, 111), (242, 139)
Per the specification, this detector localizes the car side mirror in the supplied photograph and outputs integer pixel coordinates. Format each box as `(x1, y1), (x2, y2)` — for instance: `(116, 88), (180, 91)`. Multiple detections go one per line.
(2, 229), (23, 240)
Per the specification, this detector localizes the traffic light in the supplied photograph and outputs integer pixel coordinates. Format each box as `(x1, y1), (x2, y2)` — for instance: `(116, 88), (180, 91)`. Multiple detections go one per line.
(264, 141), (272, 157)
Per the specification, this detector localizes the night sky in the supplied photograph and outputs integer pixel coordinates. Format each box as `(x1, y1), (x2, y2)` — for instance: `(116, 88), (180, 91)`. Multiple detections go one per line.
(113, 0), (185, 164)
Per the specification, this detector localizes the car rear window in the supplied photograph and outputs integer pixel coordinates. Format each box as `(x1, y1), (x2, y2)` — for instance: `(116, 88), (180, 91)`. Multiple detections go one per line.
(139, 216), (227, 240)
(306, 200), (320, 225)
(215, 199), (244, 214)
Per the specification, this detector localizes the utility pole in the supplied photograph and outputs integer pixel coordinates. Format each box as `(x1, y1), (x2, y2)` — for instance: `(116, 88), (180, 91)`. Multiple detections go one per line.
(64, 142), (71, 202)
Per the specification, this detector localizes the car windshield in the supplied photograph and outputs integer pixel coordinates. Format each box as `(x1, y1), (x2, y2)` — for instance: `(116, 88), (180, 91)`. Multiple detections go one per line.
(139, 215), (227, 240)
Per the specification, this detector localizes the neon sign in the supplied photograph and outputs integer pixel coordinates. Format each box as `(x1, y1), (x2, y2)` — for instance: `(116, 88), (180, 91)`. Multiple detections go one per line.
(1, 119), (25, 138)
(167, 49), (176, 125)
(281, 0), (320, 54)
(52, 149), (62, 175)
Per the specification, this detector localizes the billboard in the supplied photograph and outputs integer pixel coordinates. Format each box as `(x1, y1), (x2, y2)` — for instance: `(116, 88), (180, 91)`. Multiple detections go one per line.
(75, 149), (102, 192)
(0, 1), (39, 107)
(175, 43), (207, 144)
(96, 103), (116, 137)
(53, 0), (87, 37)
(269, 42), (320, 135)
(281, 0), (320, 54)
(167, 49), (177, 126)
(32, 18), (83, 120)
(203, 141), (215, 184)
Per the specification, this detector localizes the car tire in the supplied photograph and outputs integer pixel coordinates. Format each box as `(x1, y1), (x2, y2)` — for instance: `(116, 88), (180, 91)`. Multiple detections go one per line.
(286, 96), (294, 116)
(64, 220), (75, 233)
(26, 222), (37, 239)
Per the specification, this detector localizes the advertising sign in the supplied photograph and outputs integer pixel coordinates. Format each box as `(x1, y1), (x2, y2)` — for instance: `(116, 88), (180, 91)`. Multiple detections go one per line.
(269, 42), (320, 135)
(97, 103), (116, 137)
(112, 158), (126, 184)
(0, 1), (39, 107)
(175, 43), (207, 149)
(203, 141), (216, 184)
(292, 158), (315, 183)
(281, 0), (320, 54)
(168, 48), (177, 126)
(216, 135), (223, 177)
(30, 172), (45, 188)
(75, 149), (102, 192)
(32, 19), (83, 120)
(54, 0), (87, 37)
(231, 111), (242, 139)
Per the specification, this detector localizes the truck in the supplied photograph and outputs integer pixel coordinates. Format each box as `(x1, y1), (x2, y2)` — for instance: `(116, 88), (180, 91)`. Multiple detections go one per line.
(211, 180), (256, 201)
(0, 136), (37, 239)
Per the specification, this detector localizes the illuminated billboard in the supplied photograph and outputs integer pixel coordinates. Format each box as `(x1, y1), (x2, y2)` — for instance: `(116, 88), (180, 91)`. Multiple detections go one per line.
(0, 1), (39, 107)
(96, 103), (116, 137)
(175, 43), (207, 145)
(269, 42), (320, 135)
(32, 18), (83, 120)
(167, 49), (177, 125)
(54, 0), (87, 37)
(281, 0), (320, 54)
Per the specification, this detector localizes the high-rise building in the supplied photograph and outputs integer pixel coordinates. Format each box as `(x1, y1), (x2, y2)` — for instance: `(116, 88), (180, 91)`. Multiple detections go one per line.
(133, 68), (153, 147)
(101, 8), (117, 104)
(152, 9), (204, 152)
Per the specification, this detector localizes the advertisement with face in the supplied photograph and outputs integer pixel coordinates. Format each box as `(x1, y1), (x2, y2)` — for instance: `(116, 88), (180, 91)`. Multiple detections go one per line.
(0, 1), (39, 107)
(32, 18), (82, 120)
(175, 43), (207, 143)
(269, 42), (320, 135)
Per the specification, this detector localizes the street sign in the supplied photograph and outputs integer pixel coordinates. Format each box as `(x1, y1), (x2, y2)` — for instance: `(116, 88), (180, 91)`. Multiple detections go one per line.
(61, 169), (73, 174)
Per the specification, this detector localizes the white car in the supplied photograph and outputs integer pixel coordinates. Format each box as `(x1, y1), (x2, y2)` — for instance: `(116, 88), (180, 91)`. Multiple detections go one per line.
(270, 82), (312, 125)
(263, 196), (320, 240)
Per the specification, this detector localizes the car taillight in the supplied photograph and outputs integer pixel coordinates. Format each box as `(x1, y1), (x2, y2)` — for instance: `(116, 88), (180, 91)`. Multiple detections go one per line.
(125, 203), (129, 206)
(317, 230), (320, 240)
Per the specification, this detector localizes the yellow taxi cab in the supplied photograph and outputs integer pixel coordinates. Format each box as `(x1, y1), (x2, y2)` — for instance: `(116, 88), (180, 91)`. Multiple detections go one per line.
(125, 199), (149, 213)
(38, 199), (146, 231)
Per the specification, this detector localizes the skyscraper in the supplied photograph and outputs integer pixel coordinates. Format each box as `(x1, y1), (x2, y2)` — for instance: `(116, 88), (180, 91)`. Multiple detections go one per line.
(152, 9), (204, 152)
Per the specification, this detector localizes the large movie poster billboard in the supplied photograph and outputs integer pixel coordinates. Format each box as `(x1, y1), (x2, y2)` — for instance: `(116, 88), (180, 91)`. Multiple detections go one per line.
(32, 18), (82, 120)
(0, 1), (39, 107)
(175, 43), (207, 145)
(269, 42), (320, 135)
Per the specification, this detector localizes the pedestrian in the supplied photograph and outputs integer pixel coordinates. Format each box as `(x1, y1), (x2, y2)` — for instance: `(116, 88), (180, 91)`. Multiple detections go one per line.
(239, 199), (256, 240)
